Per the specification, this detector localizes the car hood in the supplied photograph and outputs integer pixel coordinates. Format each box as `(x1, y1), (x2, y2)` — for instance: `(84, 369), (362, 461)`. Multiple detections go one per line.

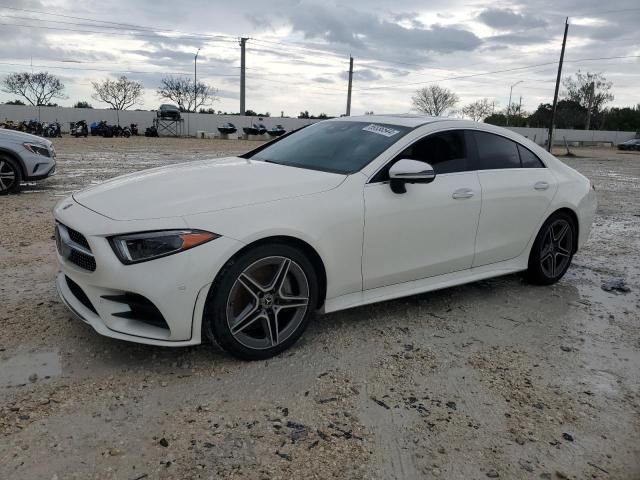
(0, 128), (52, 146)
(73, 157), (346, 221)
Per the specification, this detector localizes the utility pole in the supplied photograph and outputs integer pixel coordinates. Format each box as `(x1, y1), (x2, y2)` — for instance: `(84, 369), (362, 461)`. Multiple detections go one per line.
(585, 81), (595, 130)
(548, 18), (569, 152)
(346, 56), (353, 116)
(239, 37), (248, 115)
(506, 81), (523, 126)
(194, 47), (201, 113)
(518, 96), (522, 118)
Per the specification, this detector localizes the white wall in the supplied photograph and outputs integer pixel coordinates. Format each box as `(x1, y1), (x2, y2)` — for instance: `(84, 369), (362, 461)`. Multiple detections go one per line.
(506, 127), (636, 146)
(0, 104), (317, 136)
(0, 104), (636, 144)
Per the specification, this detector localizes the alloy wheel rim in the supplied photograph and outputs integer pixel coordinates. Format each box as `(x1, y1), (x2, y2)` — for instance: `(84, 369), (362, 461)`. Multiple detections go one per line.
(0, 160), (16, 192)
(226, 256), (309, 350)
(540, 219), (573, 278)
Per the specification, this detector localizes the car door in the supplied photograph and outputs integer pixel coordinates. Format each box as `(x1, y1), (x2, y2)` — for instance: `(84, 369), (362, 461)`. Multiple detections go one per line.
(471, 130), (557, 267)
(362, 129), (482, 290)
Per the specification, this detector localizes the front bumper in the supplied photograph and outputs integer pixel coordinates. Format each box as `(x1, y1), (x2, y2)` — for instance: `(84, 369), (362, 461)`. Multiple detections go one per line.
(56, 273), (202, 346)
(24, 147), (56, 180)
(53, 199), (243, 346)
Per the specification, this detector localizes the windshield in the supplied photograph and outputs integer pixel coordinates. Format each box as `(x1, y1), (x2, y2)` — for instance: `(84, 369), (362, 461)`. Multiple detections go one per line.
(250, 121), (411, 174)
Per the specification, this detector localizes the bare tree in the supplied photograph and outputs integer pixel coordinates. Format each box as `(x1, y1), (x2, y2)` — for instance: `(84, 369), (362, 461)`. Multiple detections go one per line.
(563, 71), (613, 129)
(412, 85), (459, 116)
(563, 71), (613, 114)
(157, 76), (217, 112)
(462, 98), (493, 122)
(1, 72), (66, 106)
(92, 76), (143, 116)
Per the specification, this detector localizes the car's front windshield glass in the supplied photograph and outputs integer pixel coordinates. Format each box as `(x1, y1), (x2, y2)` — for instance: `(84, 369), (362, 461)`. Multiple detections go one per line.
(250, 121), (411, 174)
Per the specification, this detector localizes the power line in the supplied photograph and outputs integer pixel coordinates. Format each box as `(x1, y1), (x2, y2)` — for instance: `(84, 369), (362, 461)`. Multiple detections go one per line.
(352, 55), (640, 92)
(0, 61), (240, 77)
(248, 39), (349, 63)
(0, 20), (238, 42)
(573, 6), (640, 17)
(0, 4), (237, 40)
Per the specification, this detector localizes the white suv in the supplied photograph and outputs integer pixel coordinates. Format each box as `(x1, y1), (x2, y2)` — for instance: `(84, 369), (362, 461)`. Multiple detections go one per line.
(0, 128), (56, 194)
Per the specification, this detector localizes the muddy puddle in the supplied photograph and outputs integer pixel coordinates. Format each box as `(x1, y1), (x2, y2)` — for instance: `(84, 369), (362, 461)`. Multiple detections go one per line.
(0, 350), (61, 388)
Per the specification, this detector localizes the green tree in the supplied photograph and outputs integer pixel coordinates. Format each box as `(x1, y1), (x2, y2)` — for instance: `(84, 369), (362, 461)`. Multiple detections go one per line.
(73, 101), (93, 108)
(601, 105), (640, 131)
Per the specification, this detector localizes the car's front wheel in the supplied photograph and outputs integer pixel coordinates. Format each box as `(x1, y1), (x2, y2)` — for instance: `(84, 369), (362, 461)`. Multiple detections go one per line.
(204, 243), (318, 360)
(0, 156), (21, 195)
(526, 212), (576, 285)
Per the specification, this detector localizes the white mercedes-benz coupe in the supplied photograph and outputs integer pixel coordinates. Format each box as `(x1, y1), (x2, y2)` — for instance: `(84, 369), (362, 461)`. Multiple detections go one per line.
(54, 115), (597, 359)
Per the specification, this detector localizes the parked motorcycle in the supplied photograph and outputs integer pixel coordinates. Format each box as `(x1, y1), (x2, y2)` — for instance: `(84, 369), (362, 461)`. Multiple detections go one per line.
(145, 126), (159, 137)
(27, 120), (44, 136)
(1, 120), (17, 130)
(92, 120), (110, 137)
(121, 125), (132, 138)
(71, 120), (89, 137)
(43, 122), (62, 138)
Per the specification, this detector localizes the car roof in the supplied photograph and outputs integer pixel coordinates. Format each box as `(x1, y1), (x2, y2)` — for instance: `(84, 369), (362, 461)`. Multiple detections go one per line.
(329, 114), (455, 128)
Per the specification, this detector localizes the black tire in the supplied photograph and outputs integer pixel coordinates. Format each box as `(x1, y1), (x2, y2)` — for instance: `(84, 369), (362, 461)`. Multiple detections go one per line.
(0, 155), (22, 195)
(525, 211), (576, 285)
(204, 243), (318, 360)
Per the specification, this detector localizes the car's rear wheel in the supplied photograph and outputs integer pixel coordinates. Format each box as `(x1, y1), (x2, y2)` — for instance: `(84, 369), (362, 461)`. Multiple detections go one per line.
(204, 243), (318, 360)
(526, 212), (576, 285)
(0, 156), (21, 195)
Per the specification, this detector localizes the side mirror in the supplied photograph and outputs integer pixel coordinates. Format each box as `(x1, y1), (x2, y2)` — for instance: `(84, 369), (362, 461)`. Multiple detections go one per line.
(389, 159), (436, 194)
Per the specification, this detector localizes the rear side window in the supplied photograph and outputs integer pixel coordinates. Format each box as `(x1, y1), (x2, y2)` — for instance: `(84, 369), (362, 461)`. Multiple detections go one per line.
(396, 130), (468, 174)
(518, 144), (545, 168)
(474, 131), (520, 170)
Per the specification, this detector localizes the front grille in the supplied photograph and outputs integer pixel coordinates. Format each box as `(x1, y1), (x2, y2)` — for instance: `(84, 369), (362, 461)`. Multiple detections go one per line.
(65, 276), (97, 314)
(69, 250), (97, 271)
(56, 223), (96, 272)
(67, 227), (90, 250)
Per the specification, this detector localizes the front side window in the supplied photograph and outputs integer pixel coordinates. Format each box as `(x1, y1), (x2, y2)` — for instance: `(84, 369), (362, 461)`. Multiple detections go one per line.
(395, 130), (469, 175)
(474, 131), (520, 169)
(249, 121), (411, 174)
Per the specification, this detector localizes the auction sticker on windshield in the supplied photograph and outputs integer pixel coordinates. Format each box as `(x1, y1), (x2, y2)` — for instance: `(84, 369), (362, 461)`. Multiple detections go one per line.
(362, 124), (400, 137)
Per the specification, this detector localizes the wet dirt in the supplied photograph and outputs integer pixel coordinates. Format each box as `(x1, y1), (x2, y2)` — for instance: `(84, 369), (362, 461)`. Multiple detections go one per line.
(0, 138), (638, 479)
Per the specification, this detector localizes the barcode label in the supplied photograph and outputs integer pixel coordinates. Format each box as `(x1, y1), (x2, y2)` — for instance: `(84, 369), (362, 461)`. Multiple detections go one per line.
(362, 124), (400, 137)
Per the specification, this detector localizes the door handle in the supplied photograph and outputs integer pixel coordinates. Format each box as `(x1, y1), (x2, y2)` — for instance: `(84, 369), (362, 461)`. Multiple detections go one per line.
(452, 188), (474, 199)
(534, 181), (549, 191)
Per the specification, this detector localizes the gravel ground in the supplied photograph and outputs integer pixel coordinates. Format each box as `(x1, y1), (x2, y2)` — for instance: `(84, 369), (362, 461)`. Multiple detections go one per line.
(0, 137), (639, 480)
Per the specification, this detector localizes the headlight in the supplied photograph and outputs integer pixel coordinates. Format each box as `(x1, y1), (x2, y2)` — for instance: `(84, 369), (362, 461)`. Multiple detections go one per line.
(23, 143), (51, 157)
(109, 230), (219, 265)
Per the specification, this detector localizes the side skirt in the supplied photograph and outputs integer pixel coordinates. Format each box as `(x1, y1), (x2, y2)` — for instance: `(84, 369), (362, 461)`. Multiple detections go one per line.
(322, 256), (527, 314)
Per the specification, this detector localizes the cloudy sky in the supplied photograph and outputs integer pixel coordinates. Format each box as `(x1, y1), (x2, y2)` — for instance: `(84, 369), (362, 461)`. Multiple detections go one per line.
(0, 0), (638, 117)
